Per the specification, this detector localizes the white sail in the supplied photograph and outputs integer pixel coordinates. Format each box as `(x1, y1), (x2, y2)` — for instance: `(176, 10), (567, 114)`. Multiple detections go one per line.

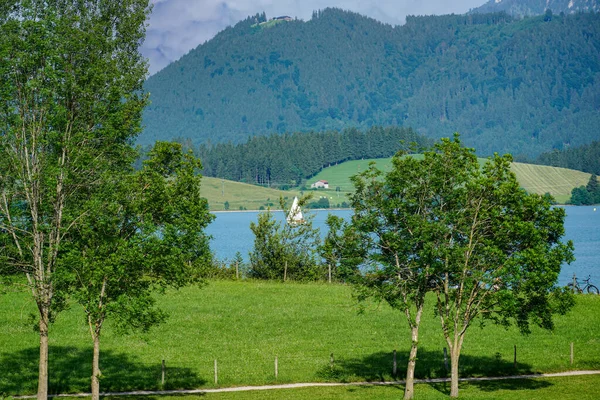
(287, 196), (304, 225)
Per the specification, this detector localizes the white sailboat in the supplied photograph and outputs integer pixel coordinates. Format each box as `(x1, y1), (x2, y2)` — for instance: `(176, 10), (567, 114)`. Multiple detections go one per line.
(286, 196), (304, 225)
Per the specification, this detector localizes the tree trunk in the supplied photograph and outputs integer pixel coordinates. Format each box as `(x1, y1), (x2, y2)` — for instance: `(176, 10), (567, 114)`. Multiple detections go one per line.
(91, 332), (101, 400)
(37, 307), (49, 400)
(404, 303), (424, 400)
(449, 336), (464, 398)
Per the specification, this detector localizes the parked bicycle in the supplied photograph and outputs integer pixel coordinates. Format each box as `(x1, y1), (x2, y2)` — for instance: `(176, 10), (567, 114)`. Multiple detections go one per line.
(567, 275), (599, 294)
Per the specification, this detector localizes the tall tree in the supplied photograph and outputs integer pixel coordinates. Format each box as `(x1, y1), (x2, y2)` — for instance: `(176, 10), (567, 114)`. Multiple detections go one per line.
(336, 136), (574, 398)
(337, 149), (459, 399)
(58, 142), (213, 400)
(586, 174), (600, 204)
(0, 1), (150, 398)
(427, 137), (574, 397)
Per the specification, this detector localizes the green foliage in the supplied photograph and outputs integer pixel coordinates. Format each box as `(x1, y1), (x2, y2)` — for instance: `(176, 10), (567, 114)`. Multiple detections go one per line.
(570, 174), (600, 205)
(306, 197), (330, 209)
(141, 9), (600, 157)
(194, 126), (428, 186)
(320, 215), (364, 283)
(535, 141), (600, 175)
(59, 141), (214, 334)
(248, 197), (322, 281)
(200, 252), (247, 280)
(0, 1), (150, 396)
(471, 0), (599, 17)
(335, 135), (575, 397)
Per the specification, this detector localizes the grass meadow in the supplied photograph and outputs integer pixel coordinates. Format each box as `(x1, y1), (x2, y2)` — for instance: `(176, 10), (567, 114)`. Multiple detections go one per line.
(203, 156), (593, 211)
(105, 374), (600, 400)
(510, 162), (592, 204)
(1, 281), (599, 397)
(309, 157), (593, 205)
(200, 177), (301, 212)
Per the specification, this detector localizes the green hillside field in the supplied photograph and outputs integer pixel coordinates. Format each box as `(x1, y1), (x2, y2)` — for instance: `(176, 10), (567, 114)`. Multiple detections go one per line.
(306, 158), (593, 205)
(201, 177), (301, 211)
(1, 281), (598, 396)
(199, 158), (593, 210)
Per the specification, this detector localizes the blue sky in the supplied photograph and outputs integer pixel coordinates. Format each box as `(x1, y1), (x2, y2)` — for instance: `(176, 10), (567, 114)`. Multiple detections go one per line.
(142, 0), (487, 75)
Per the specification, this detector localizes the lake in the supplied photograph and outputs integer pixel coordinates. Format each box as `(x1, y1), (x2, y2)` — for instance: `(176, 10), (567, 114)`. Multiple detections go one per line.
(206, 206), (599, 287)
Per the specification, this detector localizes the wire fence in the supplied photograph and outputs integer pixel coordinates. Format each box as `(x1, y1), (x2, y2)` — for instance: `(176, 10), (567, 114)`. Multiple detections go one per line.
(0, 342), (596, 395)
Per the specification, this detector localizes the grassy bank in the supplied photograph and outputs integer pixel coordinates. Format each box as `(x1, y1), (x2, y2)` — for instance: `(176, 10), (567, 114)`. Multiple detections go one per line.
(1, 281), (598, 396)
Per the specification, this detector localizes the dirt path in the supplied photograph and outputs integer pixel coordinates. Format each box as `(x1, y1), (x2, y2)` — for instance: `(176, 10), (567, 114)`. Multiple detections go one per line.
(14, 370), (600, 398)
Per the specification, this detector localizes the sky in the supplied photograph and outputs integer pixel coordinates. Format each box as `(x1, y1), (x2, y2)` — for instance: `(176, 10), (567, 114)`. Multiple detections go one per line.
(142, 0), (488, 76)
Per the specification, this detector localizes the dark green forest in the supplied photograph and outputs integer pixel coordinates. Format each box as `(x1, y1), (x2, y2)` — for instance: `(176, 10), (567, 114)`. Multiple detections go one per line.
(534, 140), (600, 174)
(570, 174), (600, 205)
(187, 125), (429, 186)
(141, 8), (600, 157)
(471, 0), (599, 16)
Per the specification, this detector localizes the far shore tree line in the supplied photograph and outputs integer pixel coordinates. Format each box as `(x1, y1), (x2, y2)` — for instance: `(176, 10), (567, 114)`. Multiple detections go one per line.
(570, 174), (600, 205)
(0, 2), (577, 400)
(140, 128), (600, 208)
(136, 125), (432, 189)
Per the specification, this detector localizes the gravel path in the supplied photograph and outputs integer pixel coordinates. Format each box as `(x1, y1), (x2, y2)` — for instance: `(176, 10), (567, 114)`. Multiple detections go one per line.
(14, 370), (600, 398)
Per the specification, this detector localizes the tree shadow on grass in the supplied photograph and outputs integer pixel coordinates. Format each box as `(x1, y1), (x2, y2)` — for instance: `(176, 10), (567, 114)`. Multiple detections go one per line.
(428, 378), (553, 396)
(316, 348), (551, 395)
(0, 346), (205, 396)
(109, 395), (208, 400)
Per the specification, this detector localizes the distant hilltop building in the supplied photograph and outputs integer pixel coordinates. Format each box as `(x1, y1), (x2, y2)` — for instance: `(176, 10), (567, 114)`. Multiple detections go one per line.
(311, 180), (329, 189)
(255, 15), (293, 27)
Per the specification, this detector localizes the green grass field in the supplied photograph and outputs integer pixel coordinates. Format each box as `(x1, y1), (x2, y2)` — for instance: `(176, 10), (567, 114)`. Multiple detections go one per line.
(307, 157), (594, 205)
(1, 281), (598, 396)
(104, 375), (600, 400)
(201, 177), (302, 211)
(510, 162), (592, 204)
(199, 158), (593, 210)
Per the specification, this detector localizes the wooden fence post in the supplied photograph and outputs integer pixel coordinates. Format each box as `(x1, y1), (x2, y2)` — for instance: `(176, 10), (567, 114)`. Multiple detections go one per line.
(513, 345), (517, 369)
(161, 359), (165, 386)
(284, 261), (287, 282)
(393, 349), (397, 378)
(275, 356), (278, 380)
(214, 359), (218, 385)
(330, 353), (335, 370)
(443, 347), (448, 372)
(236, 261), (239, 280)
(570, 342), (574, 365)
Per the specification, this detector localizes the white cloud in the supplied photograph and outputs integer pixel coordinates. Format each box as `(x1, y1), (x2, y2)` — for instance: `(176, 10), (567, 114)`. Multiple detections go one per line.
(141, 0), (486, 75)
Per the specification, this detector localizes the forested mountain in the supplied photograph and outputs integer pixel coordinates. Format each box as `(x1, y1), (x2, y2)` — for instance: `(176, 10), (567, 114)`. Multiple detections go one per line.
(535, 141), (600, 174)
(471, 0), (600, 16)
(141, 8), (600, 157)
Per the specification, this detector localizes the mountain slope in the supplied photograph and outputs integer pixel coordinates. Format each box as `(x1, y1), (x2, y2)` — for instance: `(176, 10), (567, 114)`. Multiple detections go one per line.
(471, 0), (600, 16)
(141, 9), (600, 157)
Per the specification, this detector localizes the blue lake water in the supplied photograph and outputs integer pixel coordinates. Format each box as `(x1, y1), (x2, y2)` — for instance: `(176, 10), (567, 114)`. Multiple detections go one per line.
(206, 206), (600, 287)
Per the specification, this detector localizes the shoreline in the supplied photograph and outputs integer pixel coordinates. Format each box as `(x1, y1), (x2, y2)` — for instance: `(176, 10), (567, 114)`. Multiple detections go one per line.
(210, 208), (352, 214)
